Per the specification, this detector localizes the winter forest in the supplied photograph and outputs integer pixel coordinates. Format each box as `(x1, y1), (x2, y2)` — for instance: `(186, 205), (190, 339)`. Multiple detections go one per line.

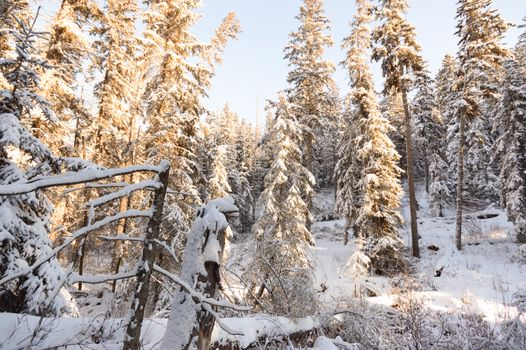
(0, 0), (525, 349)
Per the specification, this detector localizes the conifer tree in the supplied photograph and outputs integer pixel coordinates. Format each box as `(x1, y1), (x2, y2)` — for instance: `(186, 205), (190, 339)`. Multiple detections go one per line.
(454, 0), (510, 250)
(247, 94), (316, 317)
(92, 0), (139, 168)
(336, 0), (373, 243)
(209, 145), (231, 200)
(411, 71), (453, 216)
(0, 0), (31, 60)
(412, 72), (453, 217)
(495, 59), (526, 242)
(39, 0), (100, 156)
(373, 0), (424, 258)
(338, 0), (405, 275)
(436, 55), (462, 182)
(284, 0), (338, 220)
(0, 14), (75, 316)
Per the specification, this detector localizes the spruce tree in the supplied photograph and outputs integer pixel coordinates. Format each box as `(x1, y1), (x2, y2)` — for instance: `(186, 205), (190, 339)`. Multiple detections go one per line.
(142, 0), (239, 252)
(247, 94), (316, 317)
(284, 0), (338, 222)
(454, 0), (510, 250)
(209, 145), (231, 200)
(338, 0), (405, 275)
(412, 71), (453, 217)
(495, 59), (526, 242)
(373, 0), (424, 258)
(436, 55), (462, 182)
(39, 0), (101, 156)
(0, 13), (75, 316)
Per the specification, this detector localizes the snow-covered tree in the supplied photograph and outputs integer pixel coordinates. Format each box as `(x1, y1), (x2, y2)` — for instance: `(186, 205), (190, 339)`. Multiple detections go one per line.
(92, 0), (139, 168)
(495, 59), (526, 242)
(0, 15), (75, 316)
(357, 94), (406, 275)
(454, 0), (510, 250)
(436, 54), (461, 181)
(0, 0), (31, 61)
(209, 145), (231, 200)
(411, 71), (436, 191)
(142, 0), (240, 232)
(247, 94), (317, 317)
(284, 0), (339, 215)
(336, 0), (373, 243)
(412, 71), (453, 216)
(338, 0), (405, 275)
(373, 0), (424, 258)
(38, 0), (100, 156)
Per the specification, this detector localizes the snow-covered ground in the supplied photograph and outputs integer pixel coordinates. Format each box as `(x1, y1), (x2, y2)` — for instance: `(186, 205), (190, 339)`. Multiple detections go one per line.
(1, 185), (524, 349)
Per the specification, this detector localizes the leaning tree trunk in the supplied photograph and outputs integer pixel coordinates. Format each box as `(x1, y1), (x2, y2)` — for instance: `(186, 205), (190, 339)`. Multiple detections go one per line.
(123, 161), (170, 350)
(400, 67), (420, 258)
(161, 197), (239, 350)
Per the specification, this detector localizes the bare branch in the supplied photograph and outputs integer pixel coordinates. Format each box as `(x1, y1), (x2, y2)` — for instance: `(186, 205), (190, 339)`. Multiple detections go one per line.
(152, 264), (251, 312)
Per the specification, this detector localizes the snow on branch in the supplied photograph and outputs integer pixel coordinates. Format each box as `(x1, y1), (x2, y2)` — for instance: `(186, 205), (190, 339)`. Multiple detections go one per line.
(0, 209), (152, 286)
(69, 268), (139, 284)
(87, 179), (159, 208)
(0, 164), (165, 195)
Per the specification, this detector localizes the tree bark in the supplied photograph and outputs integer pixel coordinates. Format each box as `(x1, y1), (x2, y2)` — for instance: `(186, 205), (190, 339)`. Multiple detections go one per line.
(400, 67), (420, 258)
(123, 162), (170, 350)
(455, 112), (466, 251)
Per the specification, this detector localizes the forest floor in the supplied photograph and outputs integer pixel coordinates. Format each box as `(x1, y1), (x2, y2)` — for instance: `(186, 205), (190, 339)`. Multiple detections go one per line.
(0, 185), (525, 349)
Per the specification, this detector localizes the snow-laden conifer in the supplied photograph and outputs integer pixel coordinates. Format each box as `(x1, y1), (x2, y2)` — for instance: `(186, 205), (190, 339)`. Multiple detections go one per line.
(246, 94), (317, 317)
(284, 0), (339, 208)
(454, 0), (510, 250)
(495, 59), (526, 242)
(0, 15), (76, 316)
(373, 0), (424, 258)
(338, 0), (405, 275)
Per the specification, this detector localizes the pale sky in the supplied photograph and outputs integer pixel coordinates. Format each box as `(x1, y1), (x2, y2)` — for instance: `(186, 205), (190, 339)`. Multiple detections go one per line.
(192, 1), (524, 126)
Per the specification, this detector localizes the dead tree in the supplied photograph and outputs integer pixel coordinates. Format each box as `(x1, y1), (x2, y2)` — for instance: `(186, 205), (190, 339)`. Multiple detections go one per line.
(123, 161), (170, 350)
(161, 197), (240, 350)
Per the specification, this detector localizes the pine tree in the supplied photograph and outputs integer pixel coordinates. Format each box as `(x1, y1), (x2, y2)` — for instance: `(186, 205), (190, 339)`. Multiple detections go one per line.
(0, 0), (31, 59)
(284, 0), (338, 220)
(39, 0), (100, 156)
(338, 0), (405, 275)
(92, 0), (139, 168)
(247, 94), (317, 317)
(454, 0), (510, 250)
(517, 16), (526, 74)
(209, 145), (231, 199)
(495, 59), (526, 242)
(142, 0), (239, 252)
(358, 90), (406, 276)
(411, 71), (435, 192)
(336, 0), (373, 243)
(373, 0), (424, 258)
(412, 71), (453, 217)
(436, 55), (462, 183)
(0, 14), (75, 316)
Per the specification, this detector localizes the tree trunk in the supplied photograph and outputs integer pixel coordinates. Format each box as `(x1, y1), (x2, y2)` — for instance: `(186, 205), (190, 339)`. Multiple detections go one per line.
(123, 162), (170, 350)
(400, 67), (420, 258)
(455, 112), (466, 251)
(305, 132), (314, 231)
